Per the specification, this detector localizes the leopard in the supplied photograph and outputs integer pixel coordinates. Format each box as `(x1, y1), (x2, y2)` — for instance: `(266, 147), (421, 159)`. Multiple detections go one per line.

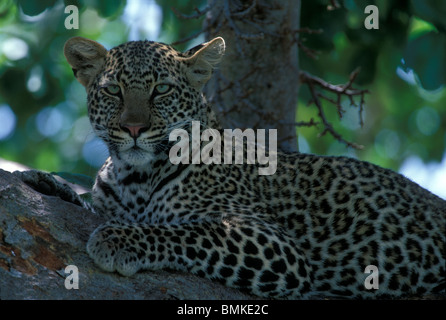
(15, 36), (445, 299)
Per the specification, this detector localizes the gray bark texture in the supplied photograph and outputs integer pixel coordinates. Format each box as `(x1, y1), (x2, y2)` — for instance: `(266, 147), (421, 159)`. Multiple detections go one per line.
(0, 169), (252, 299)
(203, 0), (301, 151)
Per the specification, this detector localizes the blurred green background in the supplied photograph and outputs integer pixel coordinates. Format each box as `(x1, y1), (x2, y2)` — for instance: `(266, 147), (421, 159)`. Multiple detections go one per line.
(0, 0), (445, 198)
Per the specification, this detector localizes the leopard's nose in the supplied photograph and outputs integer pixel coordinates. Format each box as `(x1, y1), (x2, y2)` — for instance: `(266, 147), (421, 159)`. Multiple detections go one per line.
(120, 124), (149, 138)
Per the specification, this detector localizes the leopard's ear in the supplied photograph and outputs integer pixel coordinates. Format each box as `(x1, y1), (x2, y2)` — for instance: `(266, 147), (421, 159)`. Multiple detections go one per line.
(182, 37), (225, 89)
(64, 37), (108, 87)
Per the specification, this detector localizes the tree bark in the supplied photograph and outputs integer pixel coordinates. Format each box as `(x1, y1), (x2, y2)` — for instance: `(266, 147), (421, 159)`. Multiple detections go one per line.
(204, 0), (301, 151)
(0, 169), (252, 299)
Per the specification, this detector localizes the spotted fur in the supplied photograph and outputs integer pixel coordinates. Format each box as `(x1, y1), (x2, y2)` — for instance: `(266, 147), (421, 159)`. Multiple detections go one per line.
(60, 37), (445, 299)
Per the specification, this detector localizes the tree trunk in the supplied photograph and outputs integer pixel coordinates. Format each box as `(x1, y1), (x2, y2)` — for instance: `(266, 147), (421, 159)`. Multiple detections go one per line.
(204, 0), (301, 151)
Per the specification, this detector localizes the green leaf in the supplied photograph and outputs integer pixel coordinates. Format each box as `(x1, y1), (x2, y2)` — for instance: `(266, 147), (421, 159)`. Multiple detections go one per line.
(404, 31), (446, 90)
(91, 0), (126, 19)
(51, 172), (95, 189)
(16, 0), (57, 16)
(0, 0), (17, 27)
(411, 0), (446, 32)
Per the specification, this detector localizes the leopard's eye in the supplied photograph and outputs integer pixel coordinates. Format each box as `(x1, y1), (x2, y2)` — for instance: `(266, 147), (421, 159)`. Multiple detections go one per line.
(103, 84), (121, 96)
(154, 84), (171, 95)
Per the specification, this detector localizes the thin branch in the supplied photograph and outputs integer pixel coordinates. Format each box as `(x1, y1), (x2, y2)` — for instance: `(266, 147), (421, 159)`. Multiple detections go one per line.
(277, 135), (298, 144)
(317, 92), (344, 117)
(173, 0), (364, 150)
(223, 0), (264, 40)
(310, 82), (364, 149)
(293, 27), (323, 35)
(231, 0), (257, 18)
(300, 70), (367, 97)
(244, 19), (282, 38)
(204, 13), (225, 39)
(217, 68), (258, 94)
(297, 41), (319, 59)
(299, 70), (368, 149)
(171, 29), (205, 46)
(278, 118), (319, 127)
(171, 0), (217, 20)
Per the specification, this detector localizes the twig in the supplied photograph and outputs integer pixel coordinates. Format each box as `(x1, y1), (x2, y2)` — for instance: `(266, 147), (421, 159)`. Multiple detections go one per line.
(171, 29), (205, 46)
(171, 0), (217, 20)
(299, 70), (368, 149)
(244, 19), (282, 37)
(217, 68), (258, 94)
(292, 28), (321, 60)
(223, 0), (264, 40)
(317, 93), (344, 117)
(173, 0), (364, 150)
(311, 82), (363, 149)
(175, 0), (266, 56)
(297, 41), (319, 59)
(277, 135), (297, 144)
(231, 0), (257, 18)
(278, 118), (319, 127)
(300, 70), (367, 97)
(293, 27), (323, 35)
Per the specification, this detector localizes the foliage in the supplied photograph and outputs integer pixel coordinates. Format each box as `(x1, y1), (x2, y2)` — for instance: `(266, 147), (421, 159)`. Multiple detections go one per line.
(298, 0), (445, 170)
(0, 0), (444, 180)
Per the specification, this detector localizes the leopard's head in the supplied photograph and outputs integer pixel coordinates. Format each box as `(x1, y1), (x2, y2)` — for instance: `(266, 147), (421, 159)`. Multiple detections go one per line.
(64, 37), (225, 166)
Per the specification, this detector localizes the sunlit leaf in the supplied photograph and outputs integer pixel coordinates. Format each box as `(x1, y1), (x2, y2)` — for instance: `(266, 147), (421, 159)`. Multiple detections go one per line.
(91, 0), (126, 19)
(17, 0), (57, 16)
(411, 0), (446, 32)
(404, 32), (446, 90)
(0, 0), (17, 26)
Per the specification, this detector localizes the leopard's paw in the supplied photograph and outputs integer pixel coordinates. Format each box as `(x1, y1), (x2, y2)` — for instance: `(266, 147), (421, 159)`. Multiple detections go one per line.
(13, 170), (61, 196)
(86, 223), (142, 276)
(13, 170), (89, 209)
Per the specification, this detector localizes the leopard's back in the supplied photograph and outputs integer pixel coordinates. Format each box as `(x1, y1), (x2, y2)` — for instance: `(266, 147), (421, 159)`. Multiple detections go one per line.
(263, 153), (445, 297)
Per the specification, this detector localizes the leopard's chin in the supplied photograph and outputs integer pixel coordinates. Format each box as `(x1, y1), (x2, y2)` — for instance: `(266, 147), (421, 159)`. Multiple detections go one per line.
(120, 147), (155, 167)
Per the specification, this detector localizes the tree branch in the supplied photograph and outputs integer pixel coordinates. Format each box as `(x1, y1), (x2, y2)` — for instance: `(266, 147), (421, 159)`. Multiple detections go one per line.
(299, 69), (369, 149)
(171, 0), (217, 20)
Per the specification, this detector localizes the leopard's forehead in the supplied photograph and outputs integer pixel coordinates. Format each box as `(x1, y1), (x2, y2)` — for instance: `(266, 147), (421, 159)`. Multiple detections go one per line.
(102, 40), (184, 86)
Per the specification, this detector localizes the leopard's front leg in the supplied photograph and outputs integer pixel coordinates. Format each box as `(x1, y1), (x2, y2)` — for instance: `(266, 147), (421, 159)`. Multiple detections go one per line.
(12, 170), (93, 211)
(86, 216), (313, 298)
